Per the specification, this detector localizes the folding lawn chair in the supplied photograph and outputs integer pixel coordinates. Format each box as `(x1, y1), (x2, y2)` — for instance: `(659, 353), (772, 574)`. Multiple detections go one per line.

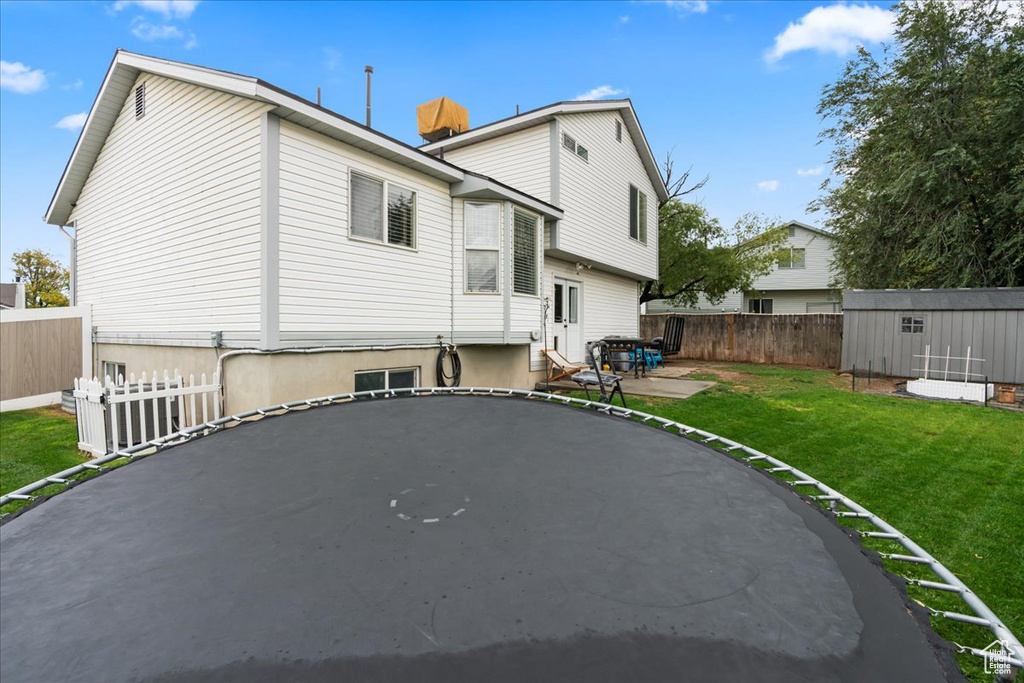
(544, 349), (590, 382)
(570, 341), (627, 407)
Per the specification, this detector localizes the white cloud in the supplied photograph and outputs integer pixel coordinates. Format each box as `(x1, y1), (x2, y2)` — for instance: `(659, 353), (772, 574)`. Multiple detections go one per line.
(796, 167), (823, 176)
(56, 112), (88, 131)
(575, 85), (625, 101)
(662, 1), (708, 14)
(324, 47), (342, 72)
(131, 18), (184, 40)
(619, 15), (630, 23)
(184, 32), (198, 49)
(757, 180), (780, 192)
(766, 4), (893, 63)
(61, 78), (85, 91)
(0, 61), (47, 93)
(112, 0), (199, 19)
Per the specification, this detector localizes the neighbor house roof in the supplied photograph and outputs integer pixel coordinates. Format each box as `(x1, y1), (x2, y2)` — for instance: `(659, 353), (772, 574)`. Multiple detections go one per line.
(45, 51), (563, 226)
(786, 220), (834, 239)
(420, 99), (671, 204)
(844, 288), (1024, 311)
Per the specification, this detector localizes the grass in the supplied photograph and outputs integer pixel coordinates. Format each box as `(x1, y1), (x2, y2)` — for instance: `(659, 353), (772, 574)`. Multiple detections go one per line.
(609, 363), (1023, 681)
(0, 406), (87, 513)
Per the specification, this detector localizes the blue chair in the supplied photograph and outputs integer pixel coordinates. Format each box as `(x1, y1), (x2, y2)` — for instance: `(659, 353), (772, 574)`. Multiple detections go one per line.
(645, 347), (664, 370)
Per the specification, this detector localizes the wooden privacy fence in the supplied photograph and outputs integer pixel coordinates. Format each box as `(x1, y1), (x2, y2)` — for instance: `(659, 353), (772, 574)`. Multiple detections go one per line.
(640, 313), (843, 368)
(74, 370), (221, 456)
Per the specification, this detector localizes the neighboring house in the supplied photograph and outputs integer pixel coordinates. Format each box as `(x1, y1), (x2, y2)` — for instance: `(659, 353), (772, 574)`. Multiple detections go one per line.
(647, 220), (840, 315)
(841, 288), (1024, 384)
(44, 51), (667, 412)
(0, 281), (26, 309)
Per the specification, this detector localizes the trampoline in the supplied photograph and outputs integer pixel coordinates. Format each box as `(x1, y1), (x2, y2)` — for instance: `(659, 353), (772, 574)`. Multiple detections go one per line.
(1, 389), (1020, 682)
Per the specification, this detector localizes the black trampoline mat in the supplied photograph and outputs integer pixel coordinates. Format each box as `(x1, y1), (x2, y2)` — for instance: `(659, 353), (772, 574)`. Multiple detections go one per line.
(0, 395), (962, 682)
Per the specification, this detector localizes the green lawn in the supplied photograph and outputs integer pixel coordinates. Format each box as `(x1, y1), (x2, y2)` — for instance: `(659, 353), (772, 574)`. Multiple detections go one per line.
(614, 363), (1023, 681)
(1, 406), (85, 499)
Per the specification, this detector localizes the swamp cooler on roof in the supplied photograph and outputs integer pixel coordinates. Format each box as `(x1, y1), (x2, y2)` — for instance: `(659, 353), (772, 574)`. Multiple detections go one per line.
(417, 96), (469, 142)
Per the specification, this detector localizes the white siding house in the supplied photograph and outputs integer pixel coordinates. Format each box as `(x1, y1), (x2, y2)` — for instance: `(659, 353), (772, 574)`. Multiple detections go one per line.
(44, 51), (665, 411)
(647, 222), (840, 315)
(424, 101), (667, 366)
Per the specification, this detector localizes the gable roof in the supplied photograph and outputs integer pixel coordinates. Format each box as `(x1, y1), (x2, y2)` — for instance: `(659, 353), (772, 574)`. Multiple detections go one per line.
(420, 100), (671, 204)
(843, 288), (1024, 311)
(786, 220), (834, 239)
(44, 51), (563, 226)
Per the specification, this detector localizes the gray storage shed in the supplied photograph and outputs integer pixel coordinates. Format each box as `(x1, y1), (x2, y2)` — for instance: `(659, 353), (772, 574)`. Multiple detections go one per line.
(841, 288), (1024, 384)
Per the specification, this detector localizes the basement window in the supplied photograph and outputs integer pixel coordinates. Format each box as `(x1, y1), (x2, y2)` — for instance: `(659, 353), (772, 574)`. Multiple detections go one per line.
(135, 83), (146, 120)
(354, 368), (418, 392)
(102, 361), (126, 384)
(901, 316), (925, 334)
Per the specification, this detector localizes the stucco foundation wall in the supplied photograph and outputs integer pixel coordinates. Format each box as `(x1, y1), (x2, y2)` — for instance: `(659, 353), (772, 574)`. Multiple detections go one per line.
(95, 343), (537, 414)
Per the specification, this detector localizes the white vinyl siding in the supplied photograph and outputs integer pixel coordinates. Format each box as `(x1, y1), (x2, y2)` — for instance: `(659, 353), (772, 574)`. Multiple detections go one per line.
(278, 120), (451, 341)
(754, 227), (834, 290)
(453, 199), (504, 339)
(439, 124), (551, 202)
(556, 111), (658, 280)
(71, 74), (271, 343)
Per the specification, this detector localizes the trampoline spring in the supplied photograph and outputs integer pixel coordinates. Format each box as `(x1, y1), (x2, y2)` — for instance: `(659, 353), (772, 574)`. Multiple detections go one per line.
(81, 463), (104, 471)
(861, 531), (901, 540)
(7, 493), (34, 501)
(768, 466), (793, 473)
(790, 480), (818, 486)
(955, 644), (1024, 668)
(45, 477), (68, 485)
(834, 511), (872, 518)
(745, 455), (768, 462)
(724, 445), (744, 452)
(813, 494), (842, 501)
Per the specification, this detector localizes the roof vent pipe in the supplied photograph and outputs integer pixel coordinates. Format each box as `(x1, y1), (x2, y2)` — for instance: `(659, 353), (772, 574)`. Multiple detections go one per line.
(364, 65), (373, 127)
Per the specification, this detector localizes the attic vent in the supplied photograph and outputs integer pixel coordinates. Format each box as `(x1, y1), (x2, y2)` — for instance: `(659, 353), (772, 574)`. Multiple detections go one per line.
(135, 83), (146, 120)
(788, 226), (796, 237)
(615, 120), (622, 142)
(562, 132), (576, 152)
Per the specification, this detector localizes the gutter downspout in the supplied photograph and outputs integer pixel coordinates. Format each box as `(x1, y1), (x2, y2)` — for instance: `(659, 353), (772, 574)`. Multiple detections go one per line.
(58, 222), (76, 306)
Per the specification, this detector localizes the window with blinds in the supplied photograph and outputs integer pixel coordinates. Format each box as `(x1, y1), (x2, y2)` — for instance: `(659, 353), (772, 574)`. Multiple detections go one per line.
(350, 171), (415, 247)
(465, 202), (500, 293)
(512, 208), (538, 296)
(629, 185), (648, 243)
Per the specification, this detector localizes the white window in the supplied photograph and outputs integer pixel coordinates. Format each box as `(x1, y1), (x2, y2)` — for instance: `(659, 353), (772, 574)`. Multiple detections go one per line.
(102, 361), (126, 384)
(778, 248), (806, 269)
(629, 185), (648, 243)
(512, 208), (539, 296)
(350, 171), (416, 248)
(748, 298), (773, 314)
(562, 132), (589, 162)
(465, 201), (501, 293)
(901, 316), (924, 334)
(354, 368), (418, 392)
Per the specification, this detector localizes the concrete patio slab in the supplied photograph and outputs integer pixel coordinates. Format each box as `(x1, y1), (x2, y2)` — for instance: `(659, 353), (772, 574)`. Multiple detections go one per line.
(537, 374), (716, 400)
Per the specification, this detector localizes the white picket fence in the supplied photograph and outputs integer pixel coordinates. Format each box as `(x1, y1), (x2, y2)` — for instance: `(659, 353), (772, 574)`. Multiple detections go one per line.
(73, 370), (221, 456)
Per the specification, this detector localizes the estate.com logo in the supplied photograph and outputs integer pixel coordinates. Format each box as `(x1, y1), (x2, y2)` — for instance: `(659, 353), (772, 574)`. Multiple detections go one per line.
(981, 640), (1014, 677)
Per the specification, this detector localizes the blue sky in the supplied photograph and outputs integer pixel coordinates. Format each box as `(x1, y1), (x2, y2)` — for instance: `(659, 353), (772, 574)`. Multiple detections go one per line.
(0, 0), (899, 281)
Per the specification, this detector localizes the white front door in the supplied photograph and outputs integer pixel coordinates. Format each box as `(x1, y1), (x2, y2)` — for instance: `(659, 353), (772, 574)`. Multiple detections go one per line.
(553, 278), (583, 362)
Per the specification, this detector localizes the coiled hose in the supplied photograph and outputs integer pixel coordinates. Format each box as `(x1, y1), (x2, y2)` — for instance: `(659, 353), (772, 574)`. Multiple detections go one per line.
(436, 342), (462, 387)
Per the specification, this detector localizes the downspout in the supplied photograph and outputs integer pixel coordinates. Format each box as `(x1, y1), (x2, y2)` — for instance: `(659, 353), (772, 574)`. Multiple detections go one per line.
(58, 222), (76, 306)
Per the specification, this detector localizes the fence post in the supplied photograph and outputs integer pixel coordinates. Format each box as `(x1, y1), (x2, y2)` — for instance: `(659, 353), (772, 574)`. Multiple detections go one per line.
(852, 364), (856, 392)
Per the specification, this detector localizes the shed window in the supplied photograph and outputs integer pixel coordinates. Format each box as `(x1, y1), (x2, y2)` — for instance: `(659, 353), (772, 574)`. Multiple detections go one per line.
(512, 207), (539, 296)
(135, 83), (146, 120)
(465, 201), (501, 293)
(901, 316), (924, 334)
(778, 248), (806, 269)
(350, 171), (416, 248)
(355, 368), (418, 392)
(629, 185), (648, 243)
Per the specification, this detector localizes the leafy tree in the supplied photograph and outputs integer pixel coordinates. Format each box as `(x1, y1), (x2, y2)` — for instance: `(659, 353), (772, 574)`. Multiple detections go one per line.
(10, 249), (70, 308)
(815, 0), (1024, 289)
(640, 203), (786, 306)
